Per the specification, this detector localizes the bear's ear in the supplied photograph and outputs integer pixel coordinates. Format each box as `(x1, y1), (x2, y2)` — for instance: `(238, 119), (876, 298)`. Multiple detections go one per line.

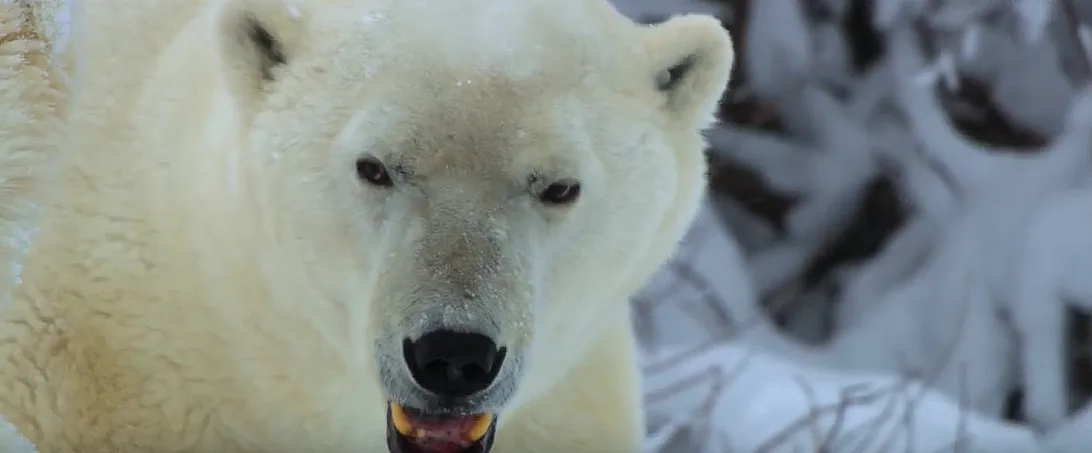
(644, 15), (734, 128)
(214, 0), (303, 111)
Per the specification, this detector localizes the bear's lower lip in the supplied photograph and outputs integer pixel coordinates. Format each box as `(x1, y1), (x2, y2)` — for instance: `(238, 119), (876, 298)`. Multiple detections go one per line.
(386, 402), (498, 453)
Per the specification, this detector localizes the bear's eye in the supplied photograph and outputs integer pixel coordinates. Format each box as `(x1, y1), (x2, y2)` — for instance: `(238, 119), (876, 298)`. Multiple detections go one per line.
(355, 157), (394, 187)
(538, 181), (581, 205)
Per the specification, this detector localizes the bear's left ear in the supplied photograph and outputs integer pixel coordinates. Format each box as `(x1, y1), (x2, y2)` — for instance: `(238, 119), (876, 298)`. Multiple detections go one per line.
(214, 0), (304, 112)
(644, 15), (734, 128)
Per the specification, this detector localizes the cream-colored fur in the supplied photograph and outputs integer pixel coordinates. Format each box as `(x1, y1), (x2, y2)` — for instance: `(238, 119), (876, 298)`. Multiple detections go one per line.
(0, 0), (64, 297)
(0, 1), (733, 451)
(0, 2), (65, 451)
(24, 0), (67, 54)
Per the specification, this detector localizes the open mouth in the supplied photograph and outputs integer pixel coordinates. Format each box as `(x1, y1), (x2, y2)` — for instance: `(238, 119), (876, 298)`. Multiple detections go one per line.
(387, 402), (498, 453)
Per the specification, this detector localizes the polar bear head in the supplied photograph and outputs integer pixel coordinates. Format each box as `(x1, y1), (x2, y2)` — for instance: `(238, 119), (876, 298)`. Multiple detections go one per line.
(213, 0), (731, 449)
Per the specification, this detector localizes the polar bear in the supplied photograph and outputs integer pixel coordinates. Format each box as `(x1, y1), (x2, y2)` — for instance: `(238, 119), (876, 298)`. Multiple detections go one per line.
(0, 0), (64, 299)
(0, 0), (733, 452)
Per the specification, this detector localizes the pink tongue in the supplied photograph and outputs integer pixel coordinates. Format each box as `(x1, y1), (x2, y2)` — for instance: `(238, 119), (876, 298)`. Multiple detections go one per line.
(409, 438), (470, 453)
(405, 416), (478, 452)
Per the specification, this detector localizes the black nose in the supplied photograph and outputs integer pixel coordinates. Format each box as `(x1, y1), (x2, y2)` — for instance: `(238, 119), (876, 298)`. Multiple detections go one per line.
(403, 330), (507, 398)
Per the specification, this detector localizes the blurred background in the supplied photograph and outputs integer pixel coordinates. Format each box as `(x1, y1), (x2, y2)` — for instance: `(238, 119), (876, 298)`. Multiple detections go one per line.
(614, 1), (1092, 452)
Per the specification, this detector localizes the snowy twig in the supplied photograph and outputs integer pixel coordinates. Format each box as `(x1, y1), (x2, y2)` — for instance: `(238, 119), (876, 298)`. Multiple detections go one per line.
(1059, 0), (1092, 80)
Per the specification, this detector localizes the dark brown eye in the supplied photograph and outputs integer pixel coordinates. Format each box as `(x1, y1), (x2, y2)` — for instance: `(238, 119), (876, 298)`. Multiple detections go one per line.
(538, 181), (581, 205)
(356, 157), (393, 187)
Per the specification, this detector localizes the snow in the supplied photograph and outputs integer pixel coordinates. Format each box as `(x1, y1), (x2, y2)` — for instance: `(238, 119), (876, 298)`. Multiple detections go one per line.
(644, 339), (1040, 453)
(1014, 187), (1092, 430)
(743, 0), (811, 101)
(0, 415), (35, 453)
(708, 86), (879, 296)
(625, 0), (1092, 452)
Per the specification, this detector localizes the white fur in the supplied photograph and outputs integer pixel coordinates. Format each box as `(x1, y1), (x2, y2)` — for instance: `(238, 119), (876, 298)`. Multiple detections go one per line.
(0, 2), (64, 451)
(0, 0), (63, 300)
(0, 0), (734, 451)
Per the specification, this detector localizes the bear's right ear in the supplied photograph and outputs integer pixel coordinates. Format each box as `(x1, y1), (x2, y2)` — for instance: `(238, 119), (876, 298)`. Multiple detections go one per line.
(214, 0), (303, 111)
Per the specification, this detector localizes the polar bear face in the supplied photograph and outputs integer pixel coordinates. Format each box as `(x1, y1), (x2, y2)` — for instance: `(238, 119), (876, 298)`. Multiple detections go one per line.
(214, 0), (731, 449)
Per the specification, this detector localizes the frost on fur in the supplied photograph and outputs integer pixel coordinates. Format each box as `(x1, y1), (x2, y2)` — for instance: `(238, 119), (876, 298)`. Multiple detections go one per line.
(0, 1), (64, 299)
